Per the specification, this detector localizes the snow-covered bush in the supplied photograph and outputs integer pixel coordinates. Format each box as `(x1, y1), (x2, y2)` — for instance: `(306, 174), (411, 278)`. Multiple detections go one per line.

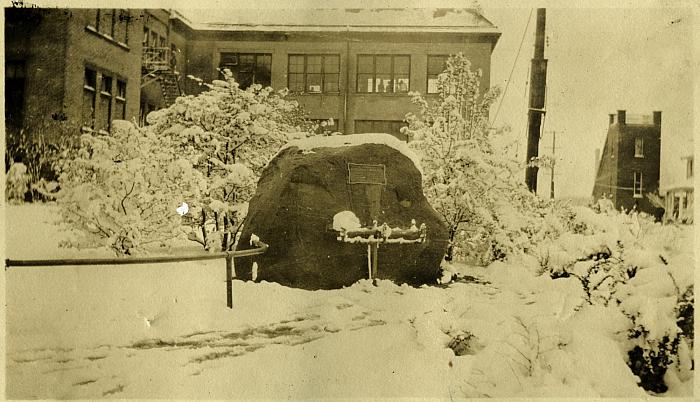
(5, 128), (77, 202)
(404, 53), (565, 262)
(534, 206), (694, 393)
(56, 121), (205, 255)
(144, 70), (313, 251)
(5, 162), (30, 203)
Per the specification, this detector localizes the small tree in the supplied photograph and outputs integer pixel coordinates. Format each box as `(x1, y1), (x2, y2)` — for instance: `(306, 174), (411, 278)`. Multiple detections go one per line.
(144, 71), (312, 251)
(57, 121), (205, 255)
(404, 53), (541, 261)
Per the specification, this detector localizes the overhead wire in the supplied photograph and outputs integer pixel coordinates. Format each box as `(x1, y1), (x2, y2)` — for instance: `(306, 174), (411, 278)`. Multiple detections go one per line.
(491, 9), (535, 126)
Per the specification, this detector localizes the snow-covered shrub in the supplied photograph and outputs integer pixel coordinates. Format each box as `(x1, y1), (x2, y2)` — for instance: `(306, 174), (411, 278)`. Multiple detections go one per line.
(535, 206), (694, 393)
(5, 162), (30, 203)
(144, 70), (313, 251)
(404, 53), (567, 262)
(5, 127), (77, 202)
(56, 121), (205, 255)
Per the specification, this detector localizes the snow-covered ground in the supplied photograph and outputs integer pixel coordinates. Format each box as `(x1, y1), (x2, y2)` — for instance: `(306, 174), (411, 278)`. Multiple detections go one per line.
(4, 204), (694, 399)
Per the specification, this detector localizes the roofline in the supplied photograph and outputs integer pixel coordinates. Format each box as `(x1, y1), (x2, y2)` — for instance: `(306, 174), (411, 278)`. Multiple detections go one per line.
(191, 24), (502, 35)
(169, 8), (500, 37)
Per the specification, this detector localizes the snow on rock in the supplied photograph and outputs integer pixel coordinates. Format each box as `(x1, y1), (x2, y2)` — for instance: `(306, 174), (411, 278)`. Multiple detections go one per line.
(332, 210), (362, 232)
(278, 133), (423, 174)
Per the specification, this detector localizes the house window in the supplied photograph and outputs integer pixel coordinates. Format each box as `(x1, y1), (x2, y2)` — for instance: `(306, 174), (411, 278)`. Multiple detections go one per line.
(355, 120), (408, 141)
(427, 55), (449, 94)
(634, 137), (644, 157)
(687, 158), (694, 178)
(82, 68), (97, 130)
(633, 172), (643, 198)
(115, 80), (127, 120)
(288, 54), (340, 93)
(5, 60), (26, 131)
(113, 10), (129, 44)
(356, 55), (410, 93)
(220, 53), (272, 89)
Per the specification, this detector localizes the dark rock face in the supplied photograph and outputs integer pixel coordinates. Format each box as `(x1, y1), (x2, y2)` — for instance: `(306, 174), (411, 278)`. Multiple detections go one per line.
(236, 139), (449, 289)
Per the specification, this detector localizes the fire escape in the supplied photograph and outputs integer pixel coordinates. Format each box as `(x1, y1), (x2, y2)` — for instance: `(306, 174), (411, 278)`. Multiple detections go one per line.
(141, 46), (182, 106)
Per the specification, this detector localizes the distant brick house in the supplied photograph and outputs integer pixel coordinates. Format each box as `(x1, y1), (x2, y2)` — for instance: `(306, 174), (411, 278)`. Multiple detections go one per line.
(5, 8), (500, 143)
(592, 110), (662, 215)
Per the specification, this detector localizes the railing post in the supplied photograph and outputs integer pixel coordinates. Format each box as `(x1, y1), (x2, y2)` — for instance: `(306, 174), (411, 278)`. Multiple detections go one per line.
(226, 254), (234, 309)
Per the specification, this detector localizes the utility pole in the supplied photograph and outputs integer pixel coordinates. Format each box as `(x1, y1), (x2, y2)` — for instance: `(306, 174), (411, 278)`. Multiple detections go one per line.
(525, 8), (548, 193)
(550, 130), (556, 199)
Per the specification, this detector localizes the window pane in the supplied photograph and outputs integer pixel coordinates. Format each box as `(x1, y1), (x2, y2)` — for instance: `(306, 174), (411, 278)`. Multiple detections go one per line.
(393, 56), (410, 74)
(427, 78), (439, 93)
(101, 75), (112, 94)
(307, 73), (322, 92)
(255, 61), (271, 87)
(82, 90), (95, 128)
(357, 56), (374, 74)
(375, 75), (391, 93)
(288, 55), (304, 73)
(307, 56), (322, 73)
(428, 56), (447, 74)
(98, 93), (111, 131)
(375, 56), (391, 74)
(239, 54), (255, 71)
(288, 73), (304, 92)
(87, 9), (98, 28)
(357, 74), (373, 93)
(394, 76), (409, 93)
(116, 80), (126, 98)
(114, 10), (128, 43)
(257, 54), (271, 69)
(84, 68), (97, 88)
(323, 74), (339, 92)
(324, 55), (339, 72)
(99, 9), (113, 36)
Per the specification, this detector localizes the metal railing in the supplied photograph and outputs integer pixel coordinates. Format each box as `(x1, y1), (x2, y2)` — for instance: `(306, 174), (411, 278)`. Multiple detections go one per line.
(5, 239), (269, 309)
(142, 46), (172, 71)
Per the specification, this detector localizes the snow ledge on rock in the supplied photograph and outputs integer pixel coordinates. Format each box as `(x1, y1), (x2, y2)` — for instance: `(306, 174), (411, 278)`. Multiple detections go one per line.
(279, 133), (423, 174)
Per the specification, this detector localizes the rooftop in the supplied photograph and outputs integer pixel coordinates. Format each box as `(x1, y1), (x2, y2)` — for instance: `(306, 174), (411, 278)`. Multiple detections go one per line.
(173, 8), (499, 34)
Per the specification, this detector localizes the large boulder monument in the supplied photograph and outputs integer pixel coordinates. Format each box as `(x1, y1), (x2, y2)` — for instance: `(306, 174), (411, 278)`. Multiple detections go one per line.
(236, 133), (449, 289)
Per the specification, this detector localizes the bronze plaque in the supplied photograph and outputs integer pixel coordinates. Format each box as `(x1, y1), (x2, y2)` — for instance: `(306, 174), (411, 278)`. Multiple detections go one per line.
(347, 163), (386, 185)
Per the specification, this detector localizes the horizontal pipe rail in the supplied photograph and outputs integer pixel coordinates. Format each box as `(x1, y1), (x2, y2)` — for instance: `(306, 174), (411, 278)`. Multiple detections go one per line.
(5, 241), (268, 268)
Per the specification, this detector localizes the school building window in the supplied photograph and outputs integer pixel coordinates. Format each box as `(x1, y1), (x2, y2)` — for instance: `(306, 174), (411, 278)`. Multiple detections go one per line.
(427, 55), (449, 94)
(633, 171), (643, 198)
(5, 60), (26, 130)
(356, 55), (410, 93)
(288, 54), (340, 93)
(87, 9), (129, 45)
(82, 67), (126, 132)
(82, 68), (97, 130)
(220, 53), (272, 89)
(355, 120), (408, 141)
(634, 137), (644, 158)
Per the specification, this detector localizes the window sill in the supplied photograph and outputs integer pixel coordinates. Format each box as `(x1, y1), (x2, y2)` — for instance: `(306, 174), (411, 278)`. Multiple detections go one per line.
(354, 92), (411, 97)
(85, 26), (130, 51)
(290, 92), (342, 96)
(634, 155), (644, 158)
(633, 194), (643, 199)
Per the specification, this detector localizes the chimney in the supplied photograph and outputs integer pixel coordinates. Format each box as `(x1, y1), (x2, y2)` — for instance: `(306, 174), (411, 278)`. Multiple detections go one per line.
(609, 114), (615, 125)
(617, 110), (626, 125)
(653, 111), (662, 126)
